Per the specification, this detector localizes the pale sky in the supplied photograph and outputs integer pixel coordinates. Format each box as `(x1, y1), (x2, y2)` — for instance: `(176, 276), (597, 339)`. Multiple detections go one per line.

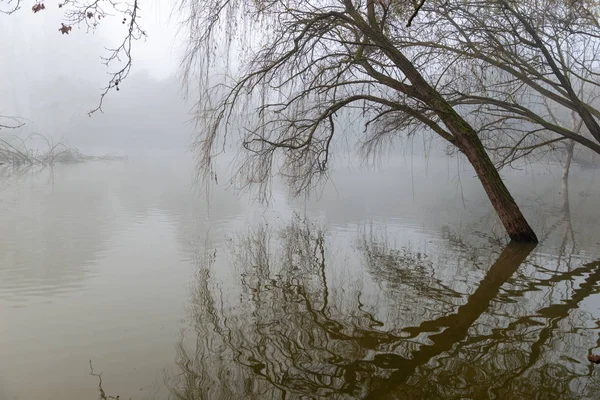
(0, 0), (182, 83)
(0, 0), (195, 153)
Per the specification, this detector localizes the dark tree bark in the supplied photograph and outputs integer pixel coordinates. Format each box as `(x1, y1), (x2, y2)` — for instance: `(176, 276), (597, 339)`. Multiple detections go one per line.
(424, 98), (537, 242)
(457, 131), (537, 242)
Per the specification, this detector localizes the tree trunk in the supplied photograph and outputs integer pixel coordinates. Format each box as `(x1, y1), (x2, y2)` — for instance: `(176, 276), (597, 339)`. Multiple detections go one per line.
(456, 132), (538, 243)
(420, 92), (538, 242)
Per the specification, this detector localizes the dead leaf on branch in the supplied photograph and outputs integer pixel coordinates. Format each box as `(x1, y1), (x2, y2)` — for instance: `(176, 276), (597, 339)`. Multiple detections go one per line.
(58, 23), (72, 34)
(31, 3), (45, 13)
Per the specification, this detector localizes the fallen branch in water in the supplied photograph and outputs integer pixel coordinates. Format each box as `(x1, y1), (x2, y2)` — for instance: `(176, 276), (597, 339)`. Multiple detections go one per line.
(0, 133), (126, 167)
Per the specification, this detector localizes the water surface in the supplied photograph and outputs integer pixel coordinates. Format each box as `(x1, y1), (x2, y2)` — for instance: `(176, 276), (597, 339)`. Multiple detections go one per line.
(0, 157), (599, 399)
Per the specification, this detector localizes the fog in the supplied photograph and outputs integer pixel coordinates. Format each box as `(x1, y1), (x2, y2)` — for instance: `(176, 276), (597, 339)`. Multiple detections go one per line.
(1, 2), (600, 400)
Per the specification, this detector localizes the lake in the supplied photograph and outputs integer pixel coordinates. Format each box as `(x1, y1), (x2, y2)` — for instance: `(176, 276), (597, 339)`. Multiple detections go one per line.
(0, 155), (599, 399)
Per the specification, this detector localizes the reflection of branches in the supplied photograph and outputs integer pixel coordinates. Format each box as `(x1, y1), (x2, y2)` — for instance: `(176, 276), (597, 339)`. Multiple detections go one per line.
(421, 259), (600, 399)
(168, 218), (403, 398)
(168, 218), (600, 399)
(359, 231), (462, 307)
(89, 360), (122, 400)
(502, 262), (600, 388)
(370, 256), (600, 399)
(533, 168), (577, 263)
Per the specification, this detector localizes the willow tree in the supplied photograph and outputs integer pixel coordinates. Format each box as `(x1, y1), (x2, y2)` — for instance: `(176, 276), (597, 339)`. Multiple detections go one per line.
(179, 0), (537, 242)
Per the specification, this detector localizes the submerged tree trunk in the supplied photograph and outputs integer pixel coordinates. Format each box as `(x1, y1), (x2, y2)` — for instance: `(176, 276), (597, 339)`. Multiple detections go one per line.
(457, 132), (538, 242)
(424, 93), (539, 243)
(368, 37), (540, 243)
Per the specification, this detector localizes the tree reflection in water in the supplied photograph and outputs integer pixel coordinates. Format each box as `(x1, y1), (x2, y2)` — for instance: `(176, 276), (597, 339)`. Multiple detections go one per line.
(166, 217), (600, 400)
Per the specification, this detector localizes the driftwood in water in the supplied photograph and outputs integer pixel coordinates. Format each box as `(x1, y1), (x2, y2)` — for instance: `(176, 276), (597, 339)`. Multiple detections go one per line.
(0, 133), (125, 167)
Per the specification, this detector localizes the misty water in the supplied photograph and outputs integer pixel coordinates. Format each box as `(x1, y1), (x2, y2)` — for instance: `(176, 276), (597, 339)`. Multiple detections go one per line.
(1, 156), (600, 400)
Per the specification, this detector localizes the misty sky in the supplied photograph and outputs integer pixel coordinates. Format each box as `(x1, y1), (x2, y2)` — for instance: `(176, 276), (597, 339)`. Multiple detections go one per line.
(1, 0), (180, 80)
(0, 0), (197, 154)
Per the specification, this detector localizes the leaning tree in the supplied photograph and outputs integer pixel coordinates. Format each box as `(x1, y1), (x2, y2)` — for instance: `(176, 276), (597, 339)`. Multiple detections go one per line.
(178, 0), (539, 242)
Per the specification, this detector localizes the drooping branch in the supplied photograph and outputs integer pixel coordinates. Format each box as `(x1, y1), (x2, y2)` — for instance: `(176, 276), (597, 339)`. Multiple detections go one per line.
(180, 0), (549, 241)
(409, 0), (600, 162)
(86, 0), (146, 115)
(0, 115), (24, 130)
(497, 0), (600, 143)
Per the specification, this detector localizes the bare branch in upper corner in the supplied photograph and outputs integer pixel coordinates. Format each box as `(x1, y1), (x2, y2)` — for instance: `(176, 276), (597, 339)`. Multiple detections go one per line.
(407, 0), (427, 27)
(84, 0), (147, 115)
(0, 0), (146, 114)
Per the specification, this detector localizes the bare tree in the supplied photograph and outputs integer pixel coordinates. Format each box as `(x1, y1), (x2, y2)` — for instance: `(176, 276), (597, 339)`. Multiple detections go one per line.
(7, 0), (598, 244)
(179, 0), (538, 242)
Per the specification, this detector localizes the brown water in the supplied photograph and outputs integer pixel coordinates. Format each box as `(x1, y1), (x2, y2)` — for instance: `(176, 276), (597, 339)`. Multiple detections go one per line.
(0, 157), (599, 399)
